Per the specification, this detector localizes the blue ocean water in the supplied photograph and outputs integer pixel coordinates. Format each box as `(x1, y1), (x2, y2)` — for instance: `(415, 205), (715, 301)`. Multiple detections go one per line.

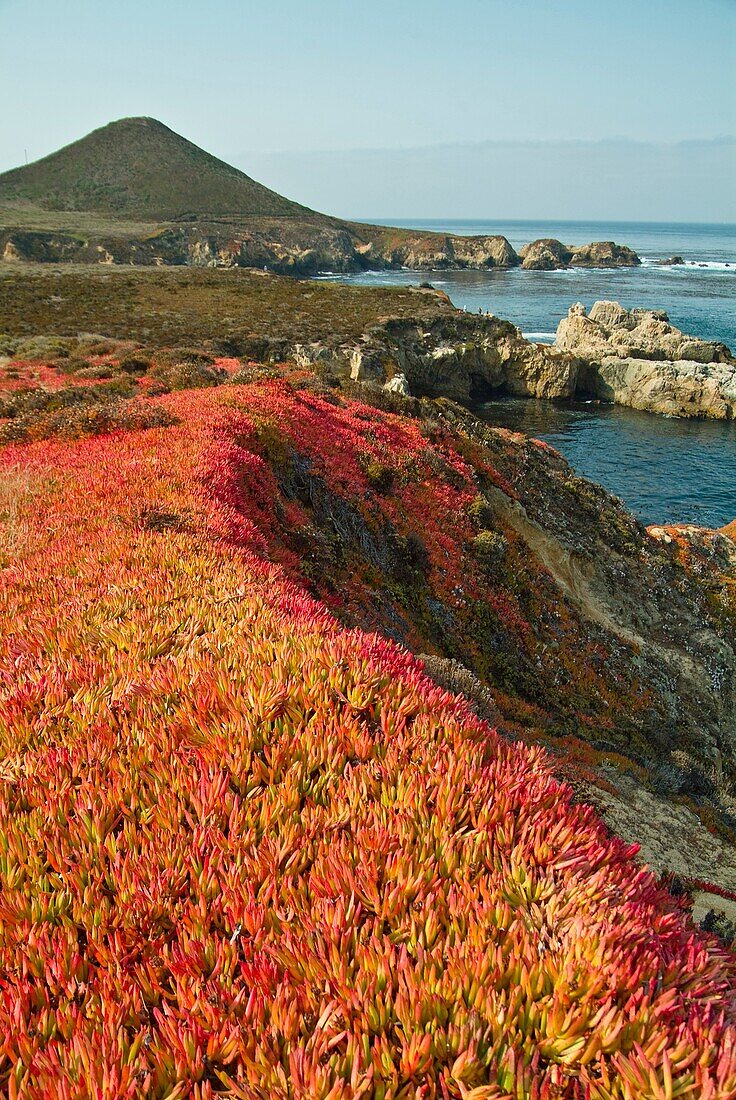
(475, 398), (736, 529)
(326, 219), (736, 348)
(321, 220), (736, 527)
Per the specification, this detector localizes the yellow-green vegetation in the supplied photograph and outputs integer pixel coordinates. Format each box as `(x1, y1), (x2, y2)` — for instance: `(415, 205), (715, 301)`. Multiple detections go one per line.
(0, 265), (451, 348)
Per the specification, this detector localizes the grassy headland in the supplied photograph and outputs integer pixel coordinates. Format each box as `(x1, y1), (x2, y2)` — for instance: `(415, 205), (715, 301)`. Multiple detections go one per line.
(0, 264), (452, 348)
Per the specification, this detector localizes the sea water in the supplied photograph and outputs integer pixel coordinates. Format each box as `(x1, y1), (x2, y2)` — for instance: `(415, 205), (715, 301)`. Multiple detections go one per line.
(326, 219), (736, 347)
(323, 220), (736, 527)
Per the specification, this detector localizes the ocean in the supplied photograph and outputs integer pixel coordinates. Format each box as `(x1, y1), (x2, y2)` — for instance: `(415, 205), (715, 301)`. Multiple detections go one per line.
(322, 220), (736, 528)
(325, 219), (736, 348)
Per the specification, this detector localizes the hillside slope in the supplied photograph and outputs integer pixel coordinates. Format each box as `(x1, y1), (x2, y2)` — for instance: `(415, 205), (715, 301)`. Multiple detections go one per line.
(0, 118), (645, 275)
(2, 361), (736, 1093)
(0, 117), (314, 221)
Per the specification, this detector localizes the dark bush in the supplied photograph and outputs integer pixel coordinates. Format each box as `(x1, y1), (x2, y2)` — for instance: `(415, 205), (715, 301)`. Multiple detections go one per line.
(55, 357), (93, 375)
(468, 494), (495, 528)
(0, 378), (137, 422)
(71, 364), (117, 380)
(153, 347), (215, 370)
(0, 399), (178, 445)
(701, 908), (736, 947)
(132, 504), (190, 532)
(365, 460), (395, 495)
(118, 355), (151, 375)
(405, 532), (430, 573)
(471, 530), (508, 571)
(148, 360), (226, 392)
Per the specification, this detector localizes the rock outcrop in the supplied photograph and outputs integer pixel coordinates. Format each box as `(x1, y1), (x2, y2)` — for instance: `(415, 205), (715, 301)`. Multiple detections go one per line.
(556, 301), (736, 419)
(383, 233), (520, 270)
(520, 239), (641, 270)
(296, 313), (578, 402)
(0, 224), (522, 275)
(519, 239), (573, 270)
(568, 241), (640, 267)
(0, 223), (642, 275)
(292, 299), (735, 421)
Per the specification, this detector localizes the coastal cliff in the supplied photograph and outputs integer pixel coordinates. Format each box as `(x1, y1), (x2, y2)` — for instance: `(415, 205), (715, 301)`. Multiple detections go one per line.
(2, 334), (736, 902)
(0, 221), (643, 274)
(0, 222), (524, 274)
(3, 356), (736, 1090)
(3, 259), (736, 1089)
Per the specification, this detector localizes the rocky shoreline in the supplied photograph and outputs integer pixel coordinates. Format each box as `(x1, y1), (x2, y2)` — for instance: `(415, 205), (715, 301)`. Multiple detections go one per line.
(0, 220), (642, 275)
(293, 297), (736, 420)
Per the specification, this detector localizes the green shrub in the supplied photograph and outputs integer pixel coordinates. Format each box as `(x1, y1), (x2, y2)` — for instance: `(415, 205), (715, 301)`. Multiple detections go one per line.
(365, 460), (395, 494)
(70, 363), (117, 380)
(471, 530), (508, 570)
(153, 347), (215, 370)
(468, 494), (495, 528)
(54, 357), (93, 375)
(12, 337), (73, 361)
(148, 360), (226, 392)
(0, 377), (137, 421)
(0, 399), (178, 445)
(118, 355), (151, 376)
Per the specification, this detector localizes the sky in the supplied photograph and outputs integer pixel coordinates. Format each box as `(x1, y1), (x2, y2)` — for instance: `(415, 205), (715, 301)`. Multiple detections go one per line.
(1, 0), (735, 220)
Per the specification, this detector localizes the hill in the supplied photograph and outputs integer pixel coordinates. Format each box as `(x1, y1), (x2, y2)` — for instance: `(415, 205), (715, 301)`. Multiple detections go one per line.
(0, 117), (526, 273)
(0, 116), (314, 221)
(0, 119), (645, 274)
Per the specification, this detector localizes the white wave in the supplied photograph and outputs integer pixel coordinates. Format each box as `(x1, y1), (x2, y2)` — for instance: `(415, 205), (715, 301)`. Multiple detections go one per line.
(683, 260), (735, 271)
(523, 332), (557, 342)
(640, 257), (735, 271)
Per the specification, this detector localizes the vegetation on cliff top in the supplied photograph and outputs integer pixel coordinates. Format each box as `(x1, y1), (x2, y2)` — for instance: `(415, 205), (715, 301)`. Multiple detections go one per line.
(2, 353), (736, 1093)
(0, 266), (452, 349)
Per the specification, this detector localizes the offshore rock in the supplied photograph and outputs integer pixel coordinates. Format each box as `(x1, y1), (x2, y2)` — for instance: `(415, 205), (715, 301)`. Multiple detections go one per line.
(520, 239), (640, 270)
(568, 241), (641, 267)
(519, 239), (573, 270)
(377, 233), (520, 270)
(556, 301), (736, 419)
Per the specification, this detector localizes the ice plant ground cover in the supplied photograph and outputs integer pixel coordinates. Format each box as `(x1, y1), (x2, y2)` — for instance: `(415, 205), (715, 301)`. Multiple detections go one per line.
(1, 379), (736, 1098)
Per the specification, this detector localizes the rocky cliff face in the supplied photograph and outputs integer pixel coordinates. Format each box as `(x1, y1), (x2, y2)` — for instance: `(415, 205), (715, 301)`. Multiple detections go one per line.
(557, 301), (736, 419)
(294, 312), (579, 402)
(288, 299), (735, 421)
(0, 224), (523, 274)
(377, 233), (520, 270)
(1, 222), (643, 275)
(251, 378), (736, 897)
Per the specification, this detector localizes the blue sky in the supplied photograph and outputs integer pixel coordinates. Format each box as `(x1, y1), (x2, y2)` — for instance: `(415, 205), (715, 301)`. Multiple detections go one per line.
(1, 0), (735, 218)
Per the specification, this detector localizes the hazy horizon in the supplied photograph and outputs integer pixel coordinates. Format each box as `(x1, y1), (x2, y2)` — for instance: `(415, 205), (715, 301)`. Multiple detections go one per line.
(1, 0), (734, 221)
(244, 137), (736, 224)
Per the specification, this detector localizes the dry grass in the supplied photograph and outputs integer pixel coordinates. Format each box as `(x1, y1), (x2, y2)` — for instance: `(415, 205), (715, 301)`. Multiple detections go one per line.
(0, 265), (451, 350)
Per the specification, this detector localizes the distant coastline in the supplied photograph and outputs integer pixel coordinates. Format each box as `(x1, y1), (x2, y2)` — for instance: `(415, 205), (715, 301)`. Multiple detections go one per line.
(325, 218), (736, 349)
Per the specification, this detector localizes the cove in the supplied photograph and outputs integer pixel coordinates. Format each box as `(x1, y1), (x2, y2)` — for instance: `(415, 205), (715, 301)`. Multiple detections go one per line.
(473, 396), (736, 529)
